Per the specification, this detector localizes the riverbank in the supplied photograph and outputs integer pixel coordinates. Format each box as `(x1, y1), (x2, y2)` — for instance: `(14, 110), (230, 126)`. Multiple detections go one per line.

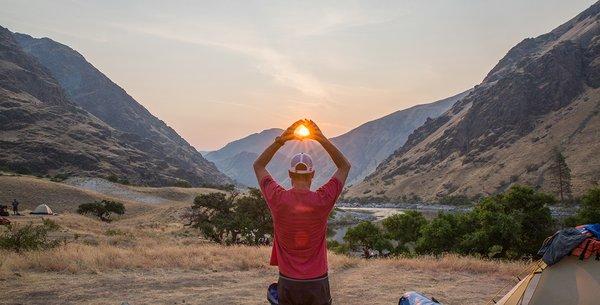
(337, 202), (578, 218)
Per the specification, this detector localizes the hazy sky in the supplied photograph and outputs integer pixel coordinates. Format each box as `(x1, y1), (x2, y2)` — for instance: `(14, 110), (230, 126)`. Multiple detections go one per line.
(0, 0), (596, 150)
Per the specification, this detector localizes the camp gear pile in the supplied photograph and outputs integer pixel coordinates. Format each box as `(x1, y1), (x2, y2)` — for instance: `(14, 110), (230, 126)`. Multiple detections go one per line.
(398, 291), (441, 305)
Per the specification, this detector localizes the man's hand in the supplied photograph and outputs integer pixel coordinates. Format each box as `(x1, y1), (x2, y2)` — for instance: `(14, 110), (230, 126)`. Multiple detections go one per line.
(305, 119), (351, 185)
(305, 119), (326, 142)
(279, 119), (305, 143)
(254, 119), (304, 183)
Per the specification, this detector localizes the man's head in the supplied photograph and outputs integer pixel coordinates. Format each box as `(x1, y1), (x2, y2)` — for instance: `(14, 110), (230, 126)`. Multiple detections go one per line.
(289, 153), (314, 187)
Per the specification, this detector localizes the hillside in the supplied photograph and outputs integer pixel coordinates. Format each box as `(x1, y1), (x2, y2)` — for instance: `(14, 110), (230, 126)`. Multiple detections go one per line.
(347, 2), (600, 201)
(205, 91), (469, 187)
(12, 32), (230, 187)
(0, 26), (229, 187)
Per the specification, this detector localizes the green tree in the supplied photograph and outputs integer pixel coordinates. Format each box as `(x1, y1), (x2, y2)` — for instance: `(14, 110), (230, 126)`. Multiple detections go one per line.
(233, 188), (273, 245)
(327, 240), (350, 255)
(416, 212), (469, 255)
(188, 192), (237, 244)
(77, 200), (125, 222)
(417, 186), (554, 258)
(547, 149), (572, 203)
(564, 187), (600, 226)
(344, 221), (389, 258)
(458, 207), (521, 258)
(187, 188), (272, 245)
(382, 211), (427, 245)
(494, 185), (554, 255)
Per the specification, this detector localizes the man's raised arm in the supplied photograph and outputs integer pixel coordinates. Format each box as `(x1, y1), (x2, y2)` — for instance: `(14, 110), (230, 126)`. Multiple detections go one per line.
(306, 120), (351, 185)
(253, 120), (303, 183)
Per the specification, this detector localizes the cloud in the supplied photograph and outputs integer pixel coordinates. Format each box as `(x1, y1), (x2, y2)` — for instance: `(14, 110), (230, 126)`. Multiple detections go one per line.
(112, 21), (330, 100)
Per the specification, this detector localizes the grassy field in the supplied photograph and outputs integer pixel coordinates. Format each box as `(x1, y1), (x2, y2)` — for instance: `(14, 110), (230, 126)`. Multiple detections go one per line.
(0, 176), (529, 305)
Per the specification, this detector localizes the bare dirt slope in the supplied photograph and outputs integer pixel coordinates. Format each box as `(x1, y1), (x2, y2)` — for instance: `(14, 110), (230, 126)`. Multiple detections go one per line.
(0, 175), (221, 227)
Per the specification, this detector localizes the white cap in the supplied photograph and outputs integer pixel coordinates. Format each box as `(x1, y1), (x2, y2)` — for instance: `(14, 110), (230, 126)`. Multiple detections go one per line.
(289, 153), (314, 174)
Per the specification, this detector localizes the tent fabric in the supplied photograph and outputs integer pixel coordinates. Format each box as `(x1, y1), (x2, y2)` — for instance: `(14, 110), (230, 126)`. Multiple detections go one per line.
(495, 256), (600, 305)
(527, 256), (600, 305)
(494, 272), (539, 305)
(30, 204), (54, 215)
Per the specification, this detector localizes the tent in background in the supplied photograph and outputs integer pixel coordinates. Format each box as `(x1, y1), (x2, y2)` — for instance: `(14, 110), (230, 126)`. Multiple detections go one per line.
(30, 204), (54, 215)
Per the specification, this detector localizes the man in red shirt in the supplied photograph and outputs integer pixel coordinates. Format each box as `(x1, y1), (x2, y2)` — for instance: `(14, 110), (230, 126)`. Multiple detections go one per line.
(254, 119), (351, 305)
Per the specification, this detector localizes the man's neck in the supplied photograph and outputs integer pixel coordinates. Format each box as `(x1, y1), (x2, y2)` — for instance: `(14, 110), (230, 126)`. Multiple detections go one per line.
(292, 181), (311, 190)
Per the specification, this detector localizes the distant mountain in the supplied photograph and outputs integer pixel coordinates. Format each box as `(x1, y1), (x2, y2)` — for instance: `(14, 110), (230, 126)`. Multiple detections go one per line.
(13, 33), (230, 185)
(205, 128), (324, 187)
(0, 26), (230, 186)
(347, 2), (600, 201)
(205, 91), (469, 187)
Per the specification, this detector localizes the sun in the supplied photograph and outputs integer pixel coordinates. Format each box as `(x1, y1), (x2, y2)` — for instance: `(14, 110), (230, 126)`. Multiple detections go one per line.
(294, 124), (310, 138)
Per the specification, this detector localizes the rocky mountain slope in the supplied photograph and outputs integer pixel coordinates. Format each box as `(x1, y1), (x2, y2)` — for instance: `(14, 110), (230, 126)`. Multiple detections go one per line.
(13, 32), (230, 186)
(0, 26), (230, 186)
(205, 91), (469, 187)
(347, 2), (600, 202)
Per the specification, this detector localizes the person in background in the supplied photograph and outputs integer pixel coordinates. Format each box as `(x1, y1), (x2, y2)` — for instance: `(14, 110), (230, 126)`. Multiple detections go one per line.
(12, 199), (19, 215)
(254, 119), (351, 305)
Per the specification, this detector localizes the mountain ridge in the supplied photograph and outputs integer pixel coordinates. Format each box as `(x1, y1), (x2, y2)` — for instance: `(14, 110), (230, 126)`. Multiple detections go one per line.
(12, 31), (230, 186)
(347, 2), (600, 202)
(205, 90), (470, 187)
(0, 26), (230, 186)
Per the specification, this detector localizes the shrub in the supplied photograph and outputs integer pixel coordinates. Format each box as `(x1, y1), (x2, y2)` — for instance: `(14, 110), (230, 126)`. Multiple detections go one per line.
(416, 212), (469, 255)
(564, 187), (600, 226)
(105, 229), (128, 236)
(172, 180), (192, 188)
(382, 211), (427, 245)
(77, 200), (125, 222)
(187, 188), (272, 245)
(344, 221), (390, 258)
(327, 240), (350, 255)
(0, 221), (61, 252)
(416, 185), (554, 258)
(50, 173), (70, 182)
(107, 174), (130, 185)
(198, 183), (236, 192)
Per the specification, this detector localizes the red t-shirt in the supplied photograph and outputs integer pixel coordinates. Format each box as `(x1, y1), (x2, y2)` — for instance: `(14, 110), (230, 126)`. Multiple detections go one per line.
(259, 175), (343, 279)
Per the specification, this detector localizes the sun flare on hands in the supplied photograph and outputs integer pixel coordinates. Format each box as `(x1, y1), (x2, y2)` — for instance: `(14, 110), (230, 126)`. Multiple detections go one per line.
(294, 124), (310, 138)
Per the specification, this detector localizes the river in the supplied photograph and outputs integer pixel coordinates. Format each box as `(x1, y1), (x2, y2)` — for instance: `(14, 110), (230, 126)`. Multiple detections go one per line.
(327, 203), (577, 243)
(328, 207), (406, 243)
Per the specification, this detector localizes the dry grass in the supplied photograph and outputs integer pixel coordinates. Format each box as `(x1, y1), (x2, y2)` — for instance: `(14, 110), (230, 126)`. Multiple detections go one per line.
(0, 239), (525, 279)
(0, 243), (271, 276)
(0, 178), (529, 304)
(378, 254), (528, 277)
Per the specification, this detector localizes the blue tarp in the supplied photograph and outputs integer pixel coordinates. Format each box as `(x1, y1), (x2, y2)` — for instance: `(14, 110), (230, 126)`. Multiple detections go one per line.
(581, 224), (600, 238)
(398, 291), (441, 305)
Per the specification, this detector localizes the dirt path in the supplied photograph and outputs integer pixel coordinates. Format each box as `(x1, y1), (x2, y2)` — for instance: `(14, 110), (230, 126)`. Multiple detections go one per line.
(2, 264), (514, 305)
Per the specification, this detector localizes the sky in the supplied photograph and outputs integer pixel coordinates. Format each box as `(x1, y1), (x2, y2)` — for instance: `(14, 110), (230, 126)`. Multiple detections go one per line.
(0, 0), (597, 150)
